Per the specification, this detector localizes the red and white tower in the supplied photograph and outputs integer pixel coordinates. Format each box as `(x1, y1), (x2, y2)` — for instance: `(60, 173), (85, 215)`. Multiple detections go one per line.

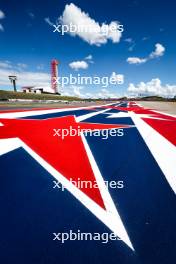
(51, 59), (59, 93)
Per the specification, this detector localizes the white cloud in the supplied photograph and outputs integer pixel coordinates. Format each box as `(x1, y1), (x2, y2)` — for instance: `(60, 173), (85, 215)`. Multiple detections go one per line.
(97, 88), (120, 99)
(85, 54), (92, 60)
(0, 10), (5, 19)
(84, 54), (94, 64)
(149, 43), (165, 59)
(37, 64), (45, 70)
(0, 24), (4, 32)
(124, 38), (133, 43)
(44, 17), (54, 26)
(127, 57), (147, 64)
(0, 61), (28, 71)
(28, 12), (35, 19)
(60, 85), (85, 98)
(0, 67), (50, 88)
(17, 63), (28, 70)
(59, 3), (122, 46)
(0, 10), (5, 31)
(142, 36), (150, 41)
(60, 85), (121, 99)
(69, 60), (88, 70)
(0, 61), (12, 69)
(127, 78), (176, 98)
(128, 44), (135, 52)
(124, 38), (135, 51)
(72, 85), (84, 97)
(127, 43), (165, 64)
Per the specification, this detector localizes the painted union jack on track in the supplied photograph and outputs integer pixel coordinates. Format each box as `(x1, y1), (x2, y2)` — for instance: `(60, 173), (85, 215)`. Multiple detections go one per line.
(0, 101), (176, 264)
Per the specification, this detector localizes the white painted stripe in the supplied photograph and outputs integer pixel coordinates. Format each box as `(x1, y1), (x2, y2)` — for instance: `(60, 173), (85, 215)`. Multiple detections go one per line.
(152, 110), (176, 118)
(129, 111), (176, 194)
(76, 108), (110, 122)
(0, 138), (21, 155)
(106, 112), (130, 118)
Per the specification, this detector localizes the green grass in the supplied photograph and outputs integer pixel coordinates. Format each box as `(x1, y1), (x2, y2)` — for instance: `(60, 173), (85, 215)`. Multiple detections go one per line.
(0, 90), (82, 101)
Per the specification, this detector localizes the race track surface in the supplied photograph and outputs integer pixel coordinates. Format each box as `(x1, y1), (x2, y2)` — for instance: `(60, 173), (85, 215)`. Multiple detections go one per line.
(0, 101), (176, 264)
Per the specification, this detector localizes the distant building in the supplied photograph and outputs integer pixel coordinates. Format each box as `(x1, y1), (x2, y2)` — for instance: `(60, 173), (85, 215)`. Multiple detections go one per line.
(22, 86), (56, 94)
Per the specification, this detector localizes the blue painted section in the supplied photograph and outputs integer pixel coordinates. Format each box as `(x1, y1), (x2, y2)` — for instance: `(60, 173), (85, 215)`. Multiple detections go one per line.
(103, 109), (127, 113)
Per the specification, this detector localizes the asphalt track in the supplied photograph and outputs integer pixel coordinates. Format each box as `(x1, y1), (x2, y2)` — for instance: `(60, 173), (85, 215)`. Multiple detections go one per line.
(0, 102), (176, 264)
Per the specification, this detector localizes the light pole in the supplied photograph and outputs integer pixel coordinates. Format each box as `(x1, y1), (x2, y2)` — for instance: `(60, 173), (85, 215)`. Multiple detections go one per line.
(8, 75), (17, 92)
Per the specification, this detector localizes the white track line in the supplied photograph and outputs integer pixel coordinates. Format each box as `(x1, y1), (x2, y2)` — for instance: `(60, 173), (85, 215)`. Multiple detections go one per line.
(76, 108), (110, 122)
(129, 111), (176, 194)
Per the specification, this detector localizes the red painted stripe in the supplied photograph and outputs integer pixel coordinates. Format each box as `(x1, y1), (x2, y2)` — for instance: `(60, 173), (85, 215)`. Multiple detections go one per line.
(0, 116), (131, 209)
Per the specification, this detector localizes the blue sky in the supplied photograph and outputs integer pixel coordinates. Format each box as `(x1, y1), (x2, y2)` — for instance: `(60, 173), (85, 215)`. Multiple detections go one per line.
(0, 0), (176, 98)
